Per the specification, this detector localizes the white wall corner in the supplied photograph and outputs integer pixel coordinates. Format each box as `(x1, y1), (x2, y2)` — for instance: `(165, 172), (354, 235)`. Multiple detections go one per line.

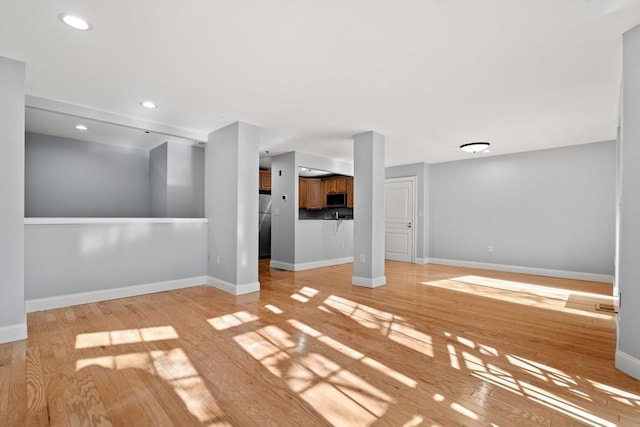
(427, 258), (614, 284)
(615, 350), (640, 381)
(26, 276), (207, 312)
(415, 257), (429, 265)
(0, 321), (27, 344)
(352, 276), (387, 288)
(207, 276), (260, 295)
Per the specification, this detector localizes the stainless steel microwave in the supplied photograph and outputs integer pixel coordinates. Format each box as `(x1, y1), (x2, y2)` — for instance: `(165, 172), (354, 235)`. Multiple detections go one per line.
(326, 193), (347, 207)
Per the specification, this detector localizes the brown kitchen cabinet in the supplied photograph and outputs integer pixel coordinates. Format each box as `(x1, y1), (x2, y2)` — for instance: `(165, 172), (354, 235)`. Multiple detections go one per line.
(306, 179), (323, 210)
(259, 170), (271, 190)
(299, 177), (308, 208)
(346, 176), (354, 208)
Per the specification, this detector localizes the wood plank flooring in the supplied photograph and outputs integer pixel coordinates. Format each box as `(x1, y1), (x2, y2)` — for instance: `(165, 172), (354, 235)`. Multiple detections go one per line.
(1, 260), (639, 426)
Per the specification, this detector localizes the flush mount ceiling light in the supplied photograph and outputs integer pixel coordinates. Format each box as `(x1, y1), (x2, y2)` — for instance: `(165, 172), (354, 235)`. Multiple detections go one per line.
(140, 101), (157, 109)
(59, 13), (91, 31)
(460, 142), (490, 154)
(74, 124), (88, 131)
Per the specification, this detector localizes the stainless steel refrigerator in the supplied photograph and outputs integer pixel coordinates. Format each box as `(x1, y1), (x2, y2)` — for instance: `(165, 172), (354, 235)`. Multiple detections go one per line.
(259, 194), (271, 258)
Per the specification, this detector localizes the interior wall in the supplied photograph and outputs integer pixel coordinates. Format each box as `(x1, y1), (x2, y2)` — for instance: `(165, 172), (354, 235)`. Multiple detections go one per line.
(166, 144), (205, 218)
(270, 152), (297, 268)
(150, 143), (168, 217)
(429, 141), (616, 276)
(25, 132), (150, 217)
(25, 221), (207, 301)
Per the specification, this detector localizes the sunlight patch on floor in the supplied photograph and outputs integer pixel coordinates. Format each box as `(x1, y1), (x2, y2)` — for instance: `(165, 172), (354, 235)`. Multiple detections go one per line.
(233, 322), (398, 426)
(75, 326), (179, 349)
(324, 295), (435, 357)
(75, 342), (227, 425)
(421, 277), (613, 319)
(208, 311), (259, 331)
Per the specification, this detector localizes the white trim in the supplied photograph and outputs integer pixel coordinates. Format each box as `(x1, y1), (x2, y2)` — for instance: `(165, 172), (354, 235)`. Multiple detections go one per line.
(616, 350), (640, 381)
(352, 275), (387, 288)
(25, 217), (208, 225)
(207, 276), (260, 295)
(415, 257), (429, 265)
(0, 321), (27, 344)
(270, 260), (296, 271)
(270, 257), (353, 271)
(385, 176), (417, 263)
(26, 95), (208, 142)
(26, 276), (207, 312)
(427, 258), (614, 283)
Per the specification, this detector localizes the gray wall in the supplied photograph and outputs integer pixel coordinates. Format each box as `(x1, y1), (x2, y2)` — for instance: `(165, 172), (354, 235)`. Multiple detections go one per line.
(25, 132), (151, 217)
(429, 141), (616, 275)
(386, 162), (430, 261)
(166, 144), (205, 218)
(25, 222), (207, 299)
(296, 220), (353, 265)
(150, 142), (205, 218)
(617, 24), (640, 377)
(150, 143), (168, 217)
(0, 56), (26, 342)
(271, 152), (297, 267)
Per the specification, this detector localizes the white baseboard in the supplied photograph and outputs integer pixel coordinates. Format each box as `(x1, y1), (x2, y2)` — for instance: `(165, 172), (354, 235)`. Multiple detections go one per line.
(207, 276), (260, 295)
(270, 260), (295, 271)
(0, 321), (27, 344)
(616, 350), (640, 381)
(427, 258), (614, 284)
(26, 276), (208, 313)
(415, 257), (429, 265)
(352, 275), (387, 288)
(271, 257), (353, 272)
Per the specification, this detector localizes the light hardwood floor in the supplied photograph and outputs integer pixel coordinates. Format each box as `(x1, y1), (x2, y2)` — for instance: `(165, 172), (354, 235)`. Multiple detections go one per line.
(1, 260), (639, 426)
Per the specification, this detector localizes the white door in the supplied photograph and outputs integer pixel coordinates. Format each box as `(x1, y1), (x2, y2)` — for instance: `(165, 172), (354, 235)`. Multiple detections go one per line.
(385, 177), (415, 262)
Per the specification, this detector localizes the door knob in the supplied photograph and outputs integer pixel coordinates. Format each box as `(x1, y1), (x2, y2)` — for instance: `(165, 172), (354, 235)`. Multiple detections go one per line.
(408, 222), (412, 229)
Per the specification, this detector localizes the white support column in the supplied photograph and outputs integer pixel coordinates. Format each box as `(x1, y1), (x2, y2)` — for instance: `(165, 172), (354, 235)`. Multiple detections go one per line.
(616, 24), (640, 380)
(352, 131), (386, 287)
(205, 122), (261, 295)
(0, 56), (26, 343)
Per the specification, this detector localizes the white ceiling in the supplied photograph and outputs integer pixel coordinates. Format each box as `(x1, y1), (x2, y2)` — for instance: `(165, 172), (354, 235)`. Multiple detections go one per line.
(2, 1), (640, 165)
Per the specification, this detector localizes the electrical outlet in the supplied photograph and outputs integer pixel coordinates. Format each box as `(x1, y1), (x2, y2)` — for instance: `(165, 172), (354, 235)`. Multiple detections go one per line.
(360, 254), (366, 263)
(487, 246), (494, 253)
(216, 255), (221, 264)
(274, 208), (280, 215)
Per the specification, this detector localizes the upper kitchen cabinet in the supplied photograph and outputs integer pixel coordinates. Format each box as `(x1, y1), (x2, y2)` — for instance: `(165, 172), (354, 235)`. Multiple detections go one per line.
(347, 177), (354, 208)
(305, 179), (323, 210)
(259, 169), (272, 191)
(299, 177), (308, 208)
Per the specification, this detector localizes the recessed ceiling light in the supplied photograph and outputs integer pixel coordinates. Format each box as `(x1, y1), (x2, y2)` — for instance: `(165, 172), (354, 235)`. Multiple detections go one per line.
(59, 14), (91, 31)
(75, 124), (88, 131)
(460, 142), (490, 154)
(140, 101), (157, 109)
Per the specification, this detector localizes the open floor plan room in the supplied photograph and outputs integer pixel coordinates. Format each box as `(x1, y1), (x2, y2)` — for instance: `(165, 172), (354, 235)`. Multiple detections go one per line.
(2, 261), (638, 426)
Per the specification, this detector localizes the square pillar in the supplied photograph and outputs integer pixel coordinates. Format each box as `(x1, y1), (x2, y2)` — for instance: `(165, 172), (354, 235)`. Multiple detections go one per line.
(0, 56), (26, 343)
(205, 122), (261, 295)
(352, 131), (386, 287)
(616, 24), (640, 380)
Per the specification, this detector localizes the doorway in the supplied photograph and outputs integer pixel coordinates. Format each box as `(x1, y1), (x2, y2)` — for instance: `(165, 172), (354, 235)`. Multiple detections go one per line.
(385, 177), (416, 263)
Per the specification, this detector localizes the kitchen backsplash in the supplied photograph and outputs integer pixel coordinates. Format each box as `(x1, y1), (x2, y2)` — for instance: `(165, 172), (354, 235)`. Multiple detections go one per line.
(299, 207), (354, 220)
